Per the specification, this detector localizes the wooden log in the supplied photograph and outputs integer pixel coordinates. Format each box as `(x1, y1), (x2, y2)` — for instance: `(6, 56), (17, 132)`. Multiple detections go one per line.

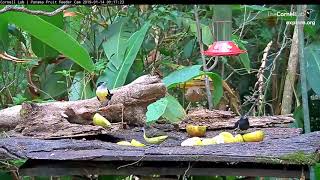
(0, 75), (166, 139)
(180, 108), (295, 130)
(0, 131), (319, 165)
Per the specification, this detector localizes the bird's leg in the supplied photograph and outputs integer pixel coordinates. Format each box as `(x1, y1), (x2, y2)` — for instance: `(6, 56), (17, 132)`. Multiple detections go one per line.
(101, 101), (109, 107)
(238, 130), (249, 135)
(233, 128), (240, 134)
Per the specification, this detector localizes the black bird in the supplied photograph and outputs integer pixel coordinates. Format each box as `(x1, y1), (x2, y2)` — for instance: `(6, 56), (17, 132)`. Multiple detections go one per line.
(305, 9), (313, 18)
(233, 115), (250, 131)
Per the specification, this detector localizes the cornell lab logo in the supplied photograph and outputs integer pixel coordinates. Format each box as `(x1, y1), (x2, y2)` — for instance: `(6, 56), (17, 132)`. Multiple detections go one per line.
(268, 8), (316, 26)
(268, 8), (315, 19)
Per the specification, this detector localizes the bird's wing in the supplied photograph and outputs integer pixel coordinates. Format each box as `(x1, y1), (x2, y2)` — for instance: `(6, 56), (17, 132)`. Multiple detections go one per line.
(233, 121), (239, 129)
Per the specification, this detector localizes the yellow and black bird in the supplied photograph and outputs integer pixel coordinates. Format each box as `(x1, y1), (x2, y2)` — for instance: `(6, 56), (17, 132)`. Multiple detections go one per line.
(233, 115), (250, 131)
(96, 82), (113, 105)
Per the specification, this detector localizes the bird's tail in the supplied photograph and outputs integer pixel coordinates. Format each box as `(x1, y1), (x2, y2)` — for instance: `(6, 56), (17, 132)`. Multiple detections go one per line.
(107, 90), (114, 100)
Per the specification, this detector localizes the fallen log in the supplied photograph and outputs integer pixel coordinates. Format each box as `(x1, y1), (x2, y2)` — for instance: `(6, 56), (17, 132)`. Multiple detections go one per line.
(0, 75), (166, 139)
(180, 108), (295, 130)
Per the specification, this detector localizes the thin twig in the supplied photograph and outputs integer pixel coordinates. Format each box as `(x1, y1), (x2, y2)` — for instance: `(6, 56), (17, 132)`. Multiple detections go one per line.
(233, 5), (265, 35)
(0, 79), (16, 94)
(182, 162), (191, 180)
(0, 5), (74, 16)
(239, 5), (247, 38)
(194, 5), (214, 110)
(117, 156), (145, 170)
(207, 57), (219, 71)
(243, 41), (272, 116)
(260, 24), (289, 114)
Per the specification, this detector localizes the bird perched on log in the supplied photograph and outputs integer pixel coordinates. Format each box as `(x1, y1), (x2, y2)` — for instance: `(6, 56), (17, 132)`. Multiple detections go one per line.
(233, 115), (250, 131)
(96, 82), (113, 106)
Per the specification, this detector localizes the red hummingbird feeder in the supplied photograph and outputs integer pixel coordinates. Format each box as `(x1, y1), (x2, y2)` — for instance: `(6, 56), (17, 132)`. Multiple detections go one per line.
(202, 41), (246, 56)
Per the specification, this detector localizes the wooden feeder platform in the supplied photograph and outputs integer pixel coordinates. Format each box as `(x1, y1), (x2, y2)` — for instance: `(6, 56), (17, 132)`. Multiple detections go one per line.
(0, 76), (318, 178)
(0, 127), (319, 178)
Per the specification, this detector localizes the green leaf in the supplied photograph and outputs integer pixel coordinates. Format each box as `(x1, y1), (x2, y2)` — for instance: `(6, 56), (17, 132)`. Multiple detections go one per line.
(69, 72), (95, 101)
(39, 61), (74, 99)
(98, 22), (151, 89)
(65, 8), (82, 40)
(163, 65), (223, 106)
(8, 24), (26, 45)
(237, 44), (250, 72)
(293, 105), (304, 129)
(162, 95), (186, 123)
(305, 24), (317, 39)
(183, 38), (196, 58)
(232, 35), (251, 72)
(146, 97), (168, 124)
(305, 42), (320, 95)
(163, 65), (202, 88)
(27, 5), (63, 58)
(180, 18), (213, 46)
(0, 172), (12, 180)
(102, 18), (130, 69)
(146, 95), (186, 124)
(315, 163), (320, 180)
(203, 72), (224, 106)
(1, 12), (94, 72)
(0, 16), (8, 51)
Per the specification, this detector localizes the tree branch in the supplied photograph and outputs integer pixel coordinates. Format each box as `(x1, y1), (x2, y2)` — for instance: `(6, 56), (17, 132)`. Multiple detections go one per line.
(0, 5), (75, 16)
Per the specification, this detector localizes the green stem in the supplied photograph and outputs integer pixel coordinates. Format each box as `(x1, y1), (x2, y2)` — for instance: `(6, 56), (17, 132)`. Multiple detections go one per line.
(297, 5), (310, 133)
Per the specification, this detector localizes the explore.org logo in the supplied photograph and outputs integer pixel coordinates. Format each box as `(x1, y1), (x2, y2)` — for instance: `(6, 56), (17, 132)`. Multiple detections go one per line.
(268, 9), (316, 26)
